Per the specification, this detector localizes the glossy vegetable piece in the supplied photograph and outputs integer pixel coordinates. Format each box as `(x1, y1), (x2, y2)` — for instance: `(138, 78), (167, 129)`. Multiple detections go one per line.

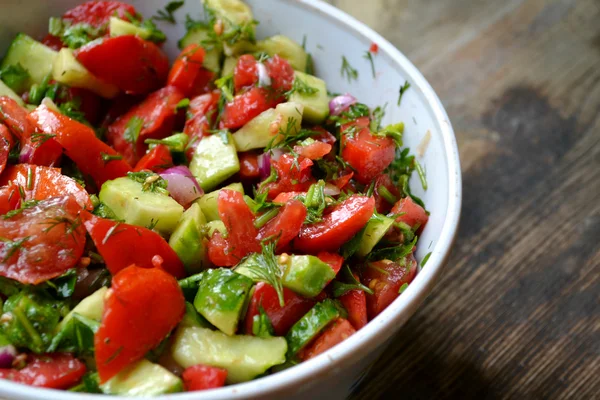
(265, 55), (295, 91)
(75, 35), (169, 95)
(168, 44), (207, 97)
(293, 140), (332, 160)
(233, 54), (258, 91)
(62, 1), (137, 28)
(0, 196), (85, 284)
(100, 359), (183, 396)
(265, 154), (315, 200)
(95, 265), (185, 383)
(294, 195), (375, 253)
(279, 255), (336, 298)
(243, 282), (315, 336)
(362, 254), (418, 319)
(0, 96), (30, 140)
(373, 174), (402, 213)
(288, 71), (329, 124)
(182, 365), (228, 392)
(341, 127), (396, 184)
(257, 35), (308, 72)
(184, 91), (220, 158)
(356, 214), (395, 257)
(196, 182), (244, 222)
(299, 318), (356, 361)
(339, 289), (367, 330)
(239, 152), (260, 181)
(189, 132), (240, 191)
(220, 87), (280, 130)
(169, 203), (209, 275)
(107, 86), (185, 165)
(316, 251), (344, 276)
(257, 199), (307, 251)
(0, 353), (86, 389)
(391, 196), (429, 230)
(285, 299), (341, 357)
(194, 268), (254, 336)
(82, 212), (186, 278)
(0, 184), (20, 215)
(28, 105), (131, 188)
(133, 144), (173, 172)
(0, 164), (91, 210)
(0, 124), (14, 175)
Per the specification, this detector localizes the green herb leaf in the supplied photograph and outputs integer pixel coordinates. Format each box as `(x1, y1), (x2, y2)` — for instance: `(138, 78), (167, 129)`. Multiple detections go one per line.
(341, 56), (358, 83)
(398, 282), (408, 294)
(340, 226), (366, 259)
(152, 0), (185, 24)
(234, 242), (285, 307)
(68, 372), (101, 393)
(47, 313), (99, 355)
(126, 171), (168, 194)
(0, 63), (30, 93)
(415, 160), (427, 190)
(331, 265), (373, 297)
(145, 132), (189, 152)
(299, 180), (327, 224)
(397, 81), (411, 106)
(100, 153), (123, 163)
(370, 104), (386, 132)
(363, 51), (376, 78)
(285, 76), (319, 98)
(123, 116), (144, 145)
(252, 305), (274, 338)
(366, 235), (418, 262)
(421, 252), (432, 268)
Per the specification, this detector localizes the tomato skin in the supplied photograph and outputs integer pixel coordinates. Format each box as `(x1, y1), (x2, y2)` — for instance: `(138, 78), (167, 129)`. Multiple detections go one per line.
(391, 196), (429, 230)
(220, 87), (279, 130)
(0, 164), (91, 210)
(60, 87), (103, 125)
(294, 195), (375, 254)
(107, 86), (185, 165)
(0, 96), (30, 139)
(257, 200), (307, 251)
(369, 43), (379, 54)
(207, 231), (238, 267)
(28, 105), (131, 188)
(234, 54), (258, 92)
(182, 365), (227, 392)
(265, 55), (295, 91)
(0, 196), (86, 284)
(299, 318), (356, 361)
(82, 212), (185, 278)
(373, 174), (402, 214)
(189, 69), (216, 98)
(184, 91), (220, 159)
(41, 34), (65, 51)
(63, 1), (137, 28)
(0, 124), (15, 175)
(362, 254), (418, 319)
(239, 152), (260, 181)
(272, 191), (304, 204)
(331, 171), (353, 190)
(167, 45), (206, 97)
(0, 184), (21, 215)
(0, 353), (86, 389)
(133, 144), (173, 172)
(316, 252), (343, 276)
(266, 154), (315, 200)
(341, 127), (395, 184)
(75, 35), (169, 95)
(95, 265), (185, 383)
(293, 141), (332, 160)
(244, 282), (316, 336)
(339, 289), (367, 330)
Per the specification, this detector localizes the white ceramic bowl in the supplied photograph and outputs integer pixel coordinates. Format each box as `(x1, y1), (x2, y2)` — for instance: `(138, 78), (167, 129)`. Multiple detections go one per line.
(0, 0), (461, 399)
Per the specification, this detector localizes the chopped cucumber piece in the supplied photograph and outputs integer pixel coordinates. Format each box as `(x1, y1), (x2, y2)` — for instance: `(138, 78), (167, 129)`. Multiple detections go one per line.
(1, 34), (57, 88)
(178, 26), (222, 73)
(100, 359), (183, 396)
(356, 214), (395, 257)
(233, 102), (303, 152)
(0, 80), (25, 106)
(206, 220), (227, 237)
(203, 0), (256, 57)
(56, 287), (107, 332)
(221, 56), (237, 77)
(193, 268), (253, 336)
(52, 48), (119, 98)
(172, 326), (287, 383)
(288, 71), (329, 124)
(109, 17), (152, 40)
(181, 302), (212, 329)
(189, 132), (240, 191)
(257, 35), (308, 72)
(99, 177), (184, 235)
(196, 183), (244, 222)
(285, 299), (340, 357)
(168, 203), (209, 275)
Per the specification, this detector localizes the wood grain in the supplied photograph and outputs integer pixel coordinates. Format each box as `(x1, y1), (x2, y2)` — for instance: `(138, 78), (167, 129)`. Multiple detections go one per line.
(328, 0), (600, 398)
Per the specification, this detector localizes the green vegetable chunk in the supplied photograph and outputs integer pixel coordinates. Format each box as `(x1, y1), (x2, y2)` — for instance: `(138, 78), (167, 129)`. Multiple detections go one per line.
(356, 214), (395, 257)
(168, 203), (209, 275)
(100, 359), (183, 396)
(171, 326), (287, 383)
(178, 25), (223, 73)
(0, 34), (58, 89)
(47, 313), (99, 355)
(196, 182), (244, 221)
(285, 299), (340, 357)
(257, 35), (308, 71)
(0, 79), (25, 106)
(189, 132), (240, 191)
(193, 268), (253, 335)
(288, 71), (329, 124)
(57, 287), (106, 332)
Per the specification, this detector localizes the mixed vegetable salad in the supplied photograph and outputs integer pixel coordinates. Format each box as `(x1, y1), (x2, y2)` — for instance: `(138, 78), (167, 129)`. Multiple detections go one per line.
(0, 0), (430, 395)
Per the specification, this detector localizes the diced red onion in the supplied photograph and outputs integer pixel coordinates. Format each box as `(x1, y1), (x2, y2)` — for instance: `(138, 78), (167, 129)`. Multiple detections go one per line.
(329, 94), (357, 116)
(0, 345), (17, 368)
(160, 166), (203, 207)
(18, 147), (32, 164)
(270, 148), (284, 162)
(258, 153), (271, 180)
(256, 63), (272, 87)
(324, 183), (341, 196)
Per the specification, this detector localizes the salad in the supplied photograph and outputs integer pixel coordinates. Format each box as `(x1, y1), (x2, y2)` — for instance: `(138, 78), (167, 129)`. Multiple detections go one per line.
(0, 0), (430, 395)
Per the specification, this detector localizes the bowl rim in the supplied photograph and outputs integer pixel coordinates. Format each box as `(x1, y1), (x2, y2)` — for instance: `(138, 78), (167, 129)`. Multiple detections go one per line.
(0, 0), (462, 399)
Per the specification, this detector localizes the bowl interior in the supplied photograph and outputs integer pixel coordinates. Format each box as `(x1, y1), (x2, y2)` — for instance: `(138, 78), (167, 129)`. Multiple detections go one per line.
(0, 1), (460, 399)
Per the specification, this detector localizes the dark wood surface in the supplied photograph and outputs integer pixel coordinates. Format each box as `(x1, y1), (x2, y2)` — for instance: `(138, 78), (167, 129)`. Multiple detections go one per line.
(329, 0), (600, 398)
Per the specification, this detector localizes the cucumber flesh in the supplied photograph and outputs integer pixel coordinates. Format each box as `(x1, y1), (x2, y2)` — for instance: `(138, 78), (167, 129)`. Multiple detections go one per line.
(178, 27), (223, 73)
(100, 359), (183, 396)
(285, 299), (340, 357)
(196, 182), (244, 222)
(56, 287), (107, 332)
(288, 71), (329, 125)
(0, 34), (57, 89)
(356, 214), (395, 257)
(168, 203), (209, 275)
(257, 35), (308, 72)
(189, 132), (240, 192)
(0, 80), (25, 106)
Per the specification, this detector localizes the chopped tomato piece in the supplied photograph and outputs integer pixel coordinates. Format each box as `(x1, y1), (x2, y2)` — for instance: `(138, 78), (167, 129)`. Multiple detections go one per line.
(391, 196), (429, 230)
(133, 144), (173, 172)
(75, 35), (169, 95)
(184, 91), (220, 159)
(265, 154), (315, 200)
(95, 265), (185, 383)
(107, 86), (185, 165)
(82, 212), (185, 278)
(272, 191), (304, 204)
(182, 365), (227, 392)
(189, 69), (216, 98)
(0, 196), (86, 284)
(41, 34), (64, 51)
(207, 231), (238, 267)
(0, 96), (30, 139)
(331, 171), (353, 190)
(339, 288), (367, 330)
(362, 253), (418, 319)
(293, 140), (332, 160)
(0, 164), (91, 209)
(244, 282), (316, 336)
(63, 1), (137, 28)
(0, 123), (15, 175)
(257, 200), (307, 251)
(0, 353), (86, 389)
(220, 87), (279, 130)
(239, 152), (260, 181)
(341, 127), (395, 184)
(316, 252), (343, 276)
(0, 184), (21, 215)
(28, 105), (131, 188)
(167, 44), (206, 97)
(299, 319), (356, 361)
(265, 55), (294, 91)
(373, 174), (402, 214)
(234, 54), (258, 91)
(58, 87), (103, 125)
(294, 195), (375, 253)
(369, 43), (379, 54)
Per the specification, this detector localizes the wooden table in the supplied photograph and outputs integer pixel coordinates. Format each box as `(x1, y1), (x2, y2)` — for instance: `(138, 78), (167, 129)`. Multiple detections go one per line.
(328, 0), (600, 398)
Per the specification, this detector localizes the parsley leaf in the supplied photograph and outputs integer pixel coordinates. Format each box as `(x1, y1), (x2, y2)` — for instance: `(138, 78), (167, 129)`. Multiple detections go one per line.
(370, 104), (386, 132)
(285, 76), (319, 98)
(366, 235), (418, 262)
(299, 180), (327, 224)
(123, 116), (144, 145)
(331, 265), (373, 297)
(152, 0), (185, 24)
(252, 305), (274, 338)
